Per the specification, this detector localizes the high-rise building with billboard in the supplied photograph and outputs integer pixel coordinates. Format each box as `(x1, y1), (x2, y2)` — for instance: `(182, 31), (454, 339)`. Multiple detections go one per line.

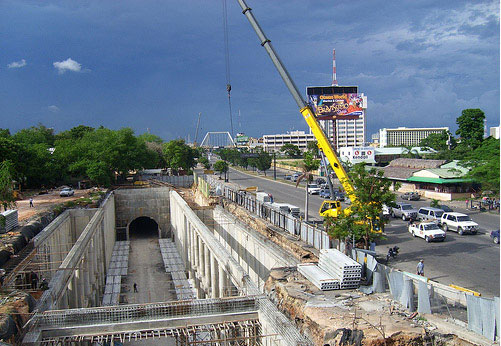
(306, 49), (367, 151)
(306, 85), (367, 151)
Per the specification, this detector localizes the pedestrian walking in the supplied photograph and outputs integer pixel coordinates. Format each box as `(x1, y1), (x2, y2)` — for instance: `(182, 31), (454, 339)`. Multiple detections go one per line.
(29, 198), (34, 208)
(465, 199), (469, 209)
(416, 260), (425, 276)
(133, 283), (138, 293)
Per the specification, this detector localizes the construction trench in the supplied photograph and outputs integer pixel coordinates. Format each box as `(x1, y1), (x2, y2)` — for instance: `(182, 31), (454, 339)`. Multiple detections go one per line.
(9, 185), (489, 345)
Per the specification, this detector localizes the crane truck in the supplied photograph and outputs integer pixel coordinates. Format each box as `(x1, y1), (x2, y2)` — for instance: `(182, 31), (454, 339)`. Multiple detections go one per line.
(236, 0), (376, 228)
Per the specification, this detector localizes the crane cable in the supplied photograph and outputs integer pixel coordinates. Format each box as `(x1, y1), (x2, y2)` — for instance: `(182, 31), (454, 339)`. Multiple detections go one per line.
(222, 0), (234, 144)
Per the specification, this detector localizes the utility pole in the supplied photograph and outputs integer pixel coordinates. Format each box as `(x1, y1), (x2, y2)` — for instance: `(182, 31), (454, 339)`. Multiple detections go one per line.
(273, 152), (276, 180)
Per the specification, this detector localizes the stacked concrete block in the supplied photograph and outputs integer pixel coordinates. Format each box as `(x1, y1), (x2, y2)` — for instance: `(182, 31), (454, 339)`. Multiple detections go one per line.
(297, 263), (339, 290)
(0, 209), (18, 233)
(319, 249), (361, 289)
(159, 239), (196, 300)
(297, 249), (361, 291)
(102, 241), (130, 306)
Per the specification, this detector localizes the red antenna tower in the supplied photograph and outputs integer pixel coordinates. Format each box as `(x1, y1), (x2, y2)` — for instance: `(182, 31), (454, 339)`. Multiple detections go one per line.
(332, 49), (338, 86)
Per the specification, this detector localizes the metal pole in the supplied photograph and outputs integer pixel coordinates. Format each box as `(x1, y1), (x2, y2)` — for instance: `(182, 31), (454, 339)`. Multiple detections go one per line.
(273, 152), (276, 180)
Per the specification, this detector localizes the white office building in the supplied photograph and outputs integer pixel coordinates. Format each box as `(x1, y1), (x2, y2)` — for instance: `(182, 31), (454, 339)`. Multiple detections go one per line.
(379, 127), (449, 148)
(490, 126), (500, 139)
(320, 114), (366, 150)
(262, 130), (316, 153)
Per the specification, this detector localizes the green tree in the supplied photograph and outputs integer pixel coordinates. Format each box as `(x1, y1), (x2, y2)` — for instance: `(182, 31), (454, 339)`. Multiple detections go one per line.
(456, 109), (485, 149)
(163, 139), (197, 173)
(401, 146), (421, 159)
(460, 137), (500, 192)
(13, 123), (55, 146)
(198, 156), (211, 170)
(256, 151), (272, 176)
(419, 131), (457, 151)
(325, 213), (364, 250)
(346, 164), (397, 249)
(137, 133), (164, 144)
(324, 163), (397, 248)
(307, 140), (319, 157)
(0, 161), (16, 211)
(213, 160), (228, 177)
(281, 143), (301, 158)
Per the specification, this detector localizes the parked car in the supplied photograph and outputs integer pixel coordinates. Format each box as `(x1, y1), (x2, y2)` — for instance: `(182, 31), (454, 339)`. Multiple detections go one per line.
(332, 191), (345, 202)
(440, 212), (478, 235)
(401, 192), (420, 201)
(315, 178), (326, 185)
(319, 189), (331, 199)
(60, 187), (75, 197)
(391, 203), (418, 221)
(284, 175), (292, 180)
(307, 184), (321, 195)
(292, 173), (301, 182)
(417, 207), (444, 223)
(409, 222), (446, 242)
(490, 230), (499, 244)
(439, 205), (454, 213)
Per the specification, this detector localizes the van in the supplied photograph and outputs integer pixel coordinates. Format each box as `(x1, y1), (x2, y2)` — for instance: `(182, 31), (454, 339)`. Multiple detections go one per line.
(417, 207), (444, 223)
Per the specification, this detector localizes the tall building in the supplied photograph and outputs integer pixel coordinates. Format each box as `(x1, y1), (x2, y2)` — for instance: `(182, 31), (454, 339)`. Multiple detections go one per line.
(307, 85), (367, 151)
(379, 127), (449, 147)
(262, 130), (316, 153)
(490, 126), (500, 139)
(306, 50), (366, 151)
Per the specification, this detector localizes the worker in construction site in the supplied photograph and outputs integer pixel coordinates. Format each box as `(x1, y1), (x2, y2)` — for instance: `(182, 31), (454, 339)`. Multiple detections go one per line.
(416, 260), (425, 276)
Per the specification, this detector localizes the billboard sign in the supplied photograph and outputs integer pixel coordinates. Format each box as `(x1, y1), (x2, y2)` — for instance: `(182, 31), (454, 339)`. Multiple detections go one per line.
(307, 92), (364, 120)
(346, 147), (375, 164)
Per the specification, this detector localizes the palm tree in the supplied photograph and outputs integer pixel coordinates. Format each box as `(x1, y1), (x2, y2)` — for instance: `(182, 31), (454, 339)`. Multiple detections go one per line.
(295, 152), (320, 221)
(402, 146), (421, 159)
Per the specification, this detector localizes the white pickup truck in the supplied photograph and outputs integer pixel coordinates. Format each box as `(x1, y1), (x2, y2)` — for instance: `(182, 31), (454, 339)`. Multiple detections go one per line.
(408, 222), (446, 242)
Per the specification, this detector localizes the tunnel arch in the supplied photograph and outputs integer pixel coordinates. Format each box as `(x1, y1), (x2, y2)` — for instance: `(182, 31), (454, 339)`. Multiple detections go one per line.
(128, 216), (159, 239)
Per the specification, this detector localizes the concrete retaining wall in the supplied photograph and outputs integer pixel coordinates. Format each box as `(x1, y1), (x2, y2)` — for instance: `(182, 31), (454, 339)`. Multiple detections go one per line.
(36, 193), (116, 311)
(114, 187), (170, 239)
(212, 207), (298, 291)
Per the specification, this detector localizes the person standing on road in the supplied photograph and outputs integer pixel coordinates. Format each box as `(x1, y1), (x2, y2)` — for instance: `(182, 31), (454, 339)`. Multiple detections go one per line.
(29, 198), (34, 208)
(417, 260), (425, 276)
(465, 199), (468, 209)
(133, 283), (138, 293)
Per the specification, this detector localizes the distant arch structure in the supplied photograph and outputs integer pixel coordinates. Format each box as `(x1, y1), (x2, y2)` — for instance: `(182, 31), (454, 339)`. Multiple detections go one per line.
(200, 132), (235, 148)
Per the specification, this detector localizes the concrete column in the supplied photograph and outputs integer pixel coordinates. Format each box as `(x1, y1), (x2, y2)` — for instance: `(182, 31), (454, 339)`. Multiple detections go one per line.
(204, 245), (210, 290)
(194, 232), (199, 271)
(210, 254), (218, 298)
(218, 264), (226, 298)
(198, 237), (204, 278)
(188, 225), (194, 280)
(82, 256), (91, 307)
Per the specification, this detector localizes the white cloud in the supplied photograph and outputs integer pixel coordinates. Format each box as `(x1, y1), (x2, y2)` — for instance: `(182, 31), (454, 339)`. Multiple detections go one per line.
(53, 58), (82, 74)
(47, 105), (60, 113)
(7, 59), (27, 68)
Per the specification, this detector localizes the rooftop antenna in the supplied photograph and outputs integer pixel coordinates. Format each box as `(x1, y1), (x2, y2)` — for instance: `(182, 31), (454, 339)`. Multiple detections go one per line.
(332, 48), (338, 86)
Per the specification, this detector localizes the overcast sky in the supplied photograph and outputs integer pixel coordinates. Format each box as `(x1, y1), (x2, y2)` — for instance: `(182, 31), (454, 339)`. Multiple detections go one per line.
(1, 1), (499, 141)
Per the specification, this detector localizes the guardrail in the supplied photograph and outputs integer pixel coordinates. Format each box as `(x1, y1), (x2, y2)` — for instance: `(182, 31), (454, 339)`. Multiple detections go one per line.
(203, 175), (331, 251)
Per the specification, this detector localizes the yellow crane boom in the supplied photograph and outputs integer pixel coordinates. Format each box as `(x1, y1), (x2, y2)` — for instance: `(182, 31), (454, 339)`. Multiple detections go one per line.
(235, 0), (357, 206)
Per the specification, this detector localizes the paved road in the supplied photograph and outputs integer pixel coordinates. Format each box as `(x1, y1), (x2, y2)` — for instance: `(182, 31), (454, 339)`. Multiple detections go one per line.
(225, 167), (500, 297)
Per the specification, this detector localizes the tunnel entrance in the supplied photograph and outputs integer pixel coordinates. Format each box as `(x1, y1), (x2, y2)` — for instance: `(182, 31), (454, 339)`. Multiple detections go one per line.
(128, 217), (159, 239)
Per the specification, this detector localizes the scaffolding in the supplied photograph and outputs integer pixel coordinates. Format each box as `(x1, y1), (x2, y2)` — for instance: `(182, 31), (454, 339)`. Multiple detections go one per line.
(39, 319), (275, 345)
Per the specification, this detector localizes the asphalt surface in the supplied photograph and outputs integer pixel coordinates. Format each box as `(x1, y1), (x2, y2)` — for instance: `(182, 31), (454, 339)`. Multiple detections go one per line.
(225, 166), (500, 298)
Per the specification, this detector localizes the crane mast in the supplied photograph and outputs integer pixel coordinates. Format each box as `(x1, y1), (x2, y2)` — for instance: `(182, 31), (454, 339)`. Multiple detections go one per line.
(235, 0), (356, 204)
